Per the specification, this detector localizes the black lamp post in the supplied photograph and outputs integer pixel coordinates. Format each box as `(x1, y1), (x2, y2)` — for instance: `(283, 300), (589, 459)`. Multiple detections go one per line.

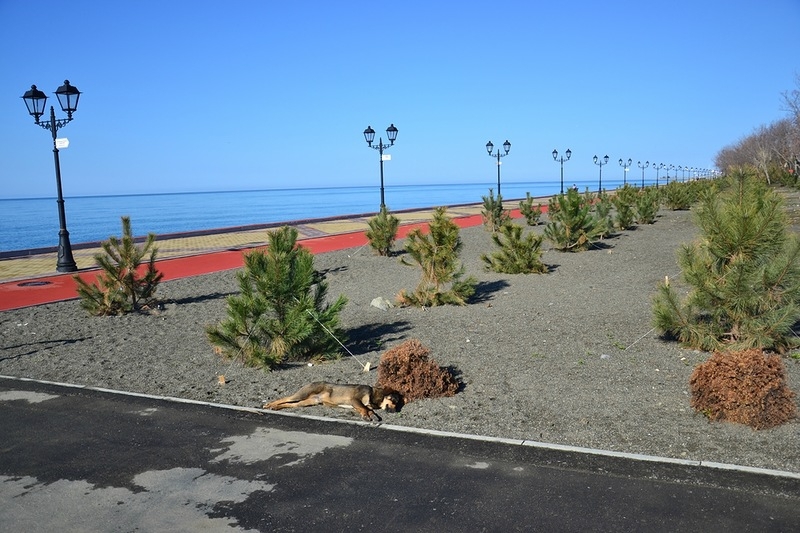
(593, 154), (609, 193)
(619, 158), (632, 187)
(486, 140), (511, 196)
(654, 163), (665, 189)
(363, 124), (398, 210)
(666, 164), (675, 183)
(22, 80), (81, 272)
(637, 160), (649, 189)
(552, 148), (571, 194)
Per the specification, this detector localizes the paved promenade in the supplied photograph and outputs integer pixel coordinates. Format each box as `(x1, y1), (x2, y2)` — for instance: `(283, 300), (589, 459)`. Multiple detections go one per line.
(0, 205), (486, 283)
(0, 205), (489, 311)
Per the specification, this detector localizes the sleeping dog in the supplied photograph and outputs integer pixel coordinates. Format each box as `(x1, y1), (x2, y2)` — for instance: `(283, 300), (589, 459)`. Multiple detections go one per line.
(263, 381), (402, 421)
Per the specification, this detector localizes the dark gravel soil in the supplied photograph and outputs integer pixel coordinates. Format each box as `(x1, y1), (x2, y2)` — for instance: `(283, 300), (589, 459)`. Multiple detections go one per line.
(2, 206), (798, 473)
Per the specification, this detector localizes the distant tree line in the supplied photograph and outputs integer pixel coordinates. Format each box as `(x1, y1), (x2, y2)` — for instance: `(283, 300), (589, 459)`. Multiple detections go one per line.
(715, 74), (800, 183)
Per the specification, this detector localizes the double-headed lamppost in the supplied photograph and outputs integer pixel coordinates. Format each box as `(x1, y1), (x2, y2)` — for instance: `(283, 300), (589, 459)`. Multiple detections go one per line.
(486, 140), (511, 196)
(552, 148), (571, 194)
(638, 160), (649, 189)
(619, 158), (632, 186)
(593, 154), (609, 193)
(363, 124), (398, 210)
(22, 80), (81, 272)
(654, 163), (665, 189)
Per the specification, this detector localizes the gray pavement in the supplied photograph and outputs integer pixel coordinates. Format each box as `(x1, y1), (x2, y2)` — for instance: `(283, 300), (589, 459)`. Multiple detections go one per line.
(1, 376), (798, 532)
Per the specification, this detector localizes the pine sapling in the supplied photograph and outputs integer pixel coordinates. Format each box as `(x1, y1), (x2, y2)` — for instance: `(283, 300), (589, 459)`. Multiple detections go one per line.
(482, 223), (548, 274)
(653, 169), (800, 352)
(543, 188), (605, 252)
(662, 180), (695, 210)
(74, 216), (163, 315)
(613, 184), (638, 230)
(481, 189), (511, 232)
(593, 191), (614, 238)
(397, 207), (477, 306)
(206, 226), (347, 369)
(366, 206), (400, 256)
(519, 192), (543, 226)
(635, 187), (660, 224)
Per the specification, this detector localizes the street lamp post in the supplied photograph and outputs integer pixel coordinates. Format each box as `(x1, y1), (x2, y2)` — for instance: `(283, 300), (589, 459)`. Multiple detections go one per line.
(363, 124), (398, 210)
(552, 148), (571, 194)
(654, 163), (665, 189)
(637, 160), (649, 189)
(21, 80), (81, 272)
(593, 154), (609, 193)
(666, 164), (675, 183)
(486, 140), (511, 197)
(619, 158), (632, 187)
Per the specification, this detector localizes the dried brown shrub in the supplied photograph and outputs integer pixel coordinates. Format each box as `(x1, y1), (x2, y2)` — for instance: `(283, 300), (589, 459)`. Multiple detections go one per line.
(376, 339), (460, 403)
(689, 348), (797, 429)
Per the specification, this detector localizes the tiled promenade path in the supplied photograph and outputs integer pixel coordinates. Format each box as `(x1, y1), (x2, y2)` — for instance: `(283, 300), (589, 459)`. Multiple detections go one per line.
(0, 204), (518, 311)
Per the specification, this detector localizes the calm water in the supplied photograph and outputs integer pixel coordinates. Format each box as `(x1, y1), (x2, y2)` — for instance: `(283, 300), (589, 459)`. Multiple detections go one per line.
(0, 178), (632, 252)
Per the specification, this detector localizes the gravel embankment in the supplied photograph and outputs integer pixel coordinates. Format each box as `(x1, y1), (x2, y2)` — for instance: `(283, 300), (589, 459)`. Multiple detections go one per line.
(1, 207), (798, 473)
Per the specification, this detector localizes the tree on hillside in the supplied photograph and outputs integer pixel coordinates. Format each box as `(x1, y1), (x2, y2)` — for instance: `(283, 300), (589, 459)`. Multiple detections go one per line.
(781, 73), (800, 176)
(716, 76), (800, 179)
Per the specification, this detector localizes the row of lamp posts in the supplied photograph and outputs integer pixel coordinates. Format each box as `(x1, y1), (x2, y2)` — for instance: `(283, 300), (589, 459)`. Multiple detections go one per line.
(364, 126), (514, 208)
(19, 85), (703, 273)
(553, 154), (698, 194)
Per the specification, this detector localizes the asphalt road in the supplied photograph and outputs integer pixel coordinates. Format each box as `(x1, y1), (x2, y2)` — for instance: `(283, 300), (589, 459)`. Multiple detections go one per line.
(1, 377), (798, 532)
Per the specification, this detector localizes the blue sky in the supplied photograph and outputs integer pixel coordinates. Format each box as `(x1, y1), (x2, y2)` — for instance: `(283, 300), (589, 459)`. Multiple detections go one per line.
(1, 0), (798, 199)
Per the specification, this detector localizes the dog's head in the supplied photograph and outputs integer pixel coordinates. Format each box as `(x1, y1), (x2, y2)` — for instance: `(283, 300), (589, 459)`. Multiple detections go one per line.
(378, 390), (403, 413)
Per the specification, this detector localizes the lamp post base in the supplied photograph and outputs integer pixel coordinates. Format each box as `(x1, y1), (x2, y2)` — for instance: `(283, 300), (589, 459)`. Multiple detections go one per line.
(56, 230), (78, 272)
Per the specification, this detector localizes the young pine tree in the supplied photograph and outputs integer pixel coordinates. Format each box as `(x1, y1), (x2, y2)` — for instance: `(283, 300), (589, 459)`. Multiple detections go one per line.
(481, 188), (511, 232)
(397, 207), (477, 306)
(481, 223), (548, 274)
(662, 180), (695, 210)
(74, 216), (163, 315)
(206, 226), (347, 369)
(366, 206), (400, 256)
(634, 187), (660, 224)
(519, 192), (543, 226)
(593, 191), (614, 238)
(612, 184), (639, 230)
(652, 169), (800, 352)
(543, 188), (606, 252)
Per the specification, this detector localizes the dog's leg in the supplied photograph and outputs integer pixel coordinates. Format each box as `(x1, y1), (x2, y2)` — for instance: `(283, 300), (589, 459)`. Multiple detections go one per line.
(264, 395), (300, 410)
(264, 383), (327, 410)
(349, 400), (380, 421)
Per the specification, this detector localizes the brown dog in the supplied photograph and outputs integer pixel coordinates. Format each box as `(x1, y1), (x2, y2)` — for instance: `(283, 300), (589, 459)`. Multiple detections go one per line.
(263, 381), (402, 421)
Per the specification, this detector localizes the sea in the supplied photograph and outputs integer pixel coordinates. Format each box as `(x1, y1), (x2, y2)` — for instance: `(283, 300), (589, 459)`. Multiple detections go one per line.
(0, 177), (632, 253)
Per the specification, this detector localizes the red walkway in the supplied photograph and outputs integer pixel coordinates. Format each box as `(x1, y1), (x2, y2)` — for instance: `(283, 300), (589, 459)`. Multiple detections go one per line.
(0, 214), (490, 312)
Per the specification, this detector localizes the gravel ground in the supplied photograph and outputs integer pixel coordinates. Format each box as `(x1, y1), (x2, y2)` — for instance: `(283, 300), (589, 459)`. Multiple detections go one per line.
(1, 206), (799, 473)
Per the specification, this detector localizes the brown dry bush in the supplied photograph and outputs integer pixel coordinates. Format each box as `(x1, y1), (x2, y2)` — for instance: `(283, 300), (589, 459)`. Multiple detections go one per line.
(376, 339), (460, 403)
(689, 348), (797, 429)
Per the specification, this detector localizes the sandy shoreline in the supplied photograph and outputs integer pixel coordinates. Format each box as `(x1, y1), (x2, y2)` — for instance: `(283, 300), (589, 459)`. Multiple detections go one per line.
(1, 206), (798, 473)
